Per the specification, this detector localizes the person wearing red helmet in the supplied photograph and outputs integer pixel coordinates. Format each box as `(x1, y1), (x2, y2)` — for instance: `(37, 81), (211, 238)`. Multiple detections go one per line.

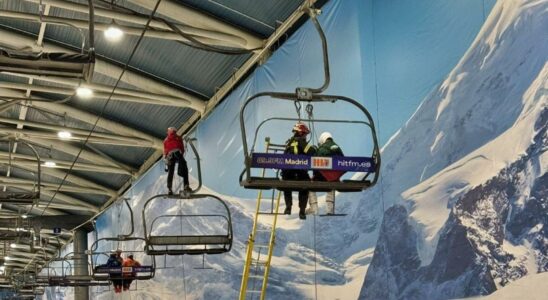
(163, 127), (191, 195)
(281, 122), (316, 220)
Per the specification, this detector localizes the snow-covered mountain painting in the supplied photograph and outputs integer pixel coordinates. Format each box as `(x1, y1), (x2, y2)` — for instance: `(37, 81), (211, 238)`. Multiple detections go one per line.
(43, 0), (546, 299)
(360, 0), (547, 299)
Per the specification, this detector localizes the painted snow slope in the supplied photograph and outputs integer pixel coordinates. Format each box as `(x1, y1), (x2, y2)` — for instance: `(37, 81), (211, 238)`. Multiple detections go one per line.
(468, 272), (548, 300)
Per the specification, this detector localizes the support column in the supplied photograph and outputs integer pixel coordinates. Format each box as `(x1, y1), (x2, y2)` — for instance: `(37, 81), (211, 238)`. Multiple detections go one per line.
(73, 229), (89, 300)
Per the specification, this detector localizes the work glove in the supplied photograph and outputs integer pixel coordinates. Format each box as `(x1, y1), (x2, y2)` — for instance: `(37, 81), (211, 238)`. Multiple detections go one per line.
(163, 157), (169, 172)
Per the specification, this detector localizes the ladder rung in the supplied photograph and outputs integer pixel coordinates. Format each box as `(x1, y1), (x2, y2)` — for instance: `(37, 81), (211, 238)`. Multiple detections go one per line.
(247, 290), (262, 293)
(255, 229), (271, 232)
(251, 260), (268, 265)
(248, 275), (264, 279)
(254, 245), (269, 248)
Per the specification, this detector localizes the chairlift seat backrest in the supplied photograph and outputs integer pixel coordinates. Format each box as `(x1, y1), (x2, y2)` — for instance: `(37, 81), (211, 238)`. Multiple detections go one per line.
(142, 193), (233, 256)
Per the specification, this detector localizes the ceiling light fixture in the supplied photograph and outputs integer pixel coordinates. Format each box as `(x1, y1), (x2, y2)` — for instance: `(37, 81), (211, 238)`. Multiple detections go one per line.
(57, 131), (72, 140)
(104, 21), (124, 42)
(76, 86), (93, 98)
(43, 161), (57, 168)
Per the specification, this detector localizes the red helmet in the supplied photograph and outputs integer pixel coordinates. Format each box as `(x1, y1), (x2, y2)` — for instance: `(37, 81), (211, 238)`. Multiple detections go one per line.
(292, 122), (310, 135)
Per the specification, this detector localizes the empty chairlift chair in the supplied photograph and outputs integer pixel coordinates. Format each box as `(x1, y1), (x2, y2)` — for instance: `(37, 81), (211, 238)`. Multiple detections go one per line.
(142, 194), (233, 256)
(0, 139), (41, 205)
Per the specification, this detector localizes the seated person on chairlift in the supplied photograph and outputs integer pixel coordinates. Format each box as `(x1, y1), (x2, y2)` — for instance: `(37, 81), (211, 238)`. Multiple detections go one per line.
(281, 122), (316, 220)
(121, 255), (141, 291)
(163, 127), (191, 195)
(307, 132), (344, 215)
(106, 252), (123, 294)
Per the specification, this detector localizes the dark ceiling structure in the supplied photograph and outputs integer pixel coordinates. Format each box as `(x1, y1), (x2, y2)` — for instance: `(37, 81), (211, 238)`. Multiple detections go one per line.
(0, 0), (327, 285)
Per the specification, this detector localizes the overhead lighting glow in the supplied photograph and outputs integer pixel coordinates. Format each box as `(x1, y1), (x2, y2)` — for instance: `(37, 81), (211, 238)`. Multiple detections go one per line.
(4, 257), (11, 261)
(57, 131), (72, 140)
(43, 161), (57, 168)
(21, 214), (28, 219)
(104, 25), (124, 41)
(76, 86), (93, 98)
(10, 243), (16, 248)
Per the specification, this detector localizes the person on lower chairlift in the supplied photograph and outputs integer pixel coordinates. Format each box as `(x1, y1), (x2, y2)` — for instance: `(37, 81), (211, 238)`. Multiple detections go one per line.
(121, 255), (141, 291)
(163, 127), (191, 195)
(106, 252), (123, 294)
(281, 122), (316, 220)
(307, 132), (344, 215)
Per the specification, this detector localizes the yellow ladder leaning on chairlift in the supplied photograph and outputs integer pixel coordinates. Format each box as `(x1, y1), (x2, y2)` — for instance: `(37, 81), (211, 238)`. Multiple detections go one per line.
(239, 138), (284, 300)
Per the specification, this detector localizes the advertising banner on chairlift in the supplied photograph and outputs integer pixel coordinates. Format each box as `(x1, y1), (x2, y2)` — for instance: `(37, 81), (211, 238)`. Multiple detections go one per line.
(250, 153), (375, 172)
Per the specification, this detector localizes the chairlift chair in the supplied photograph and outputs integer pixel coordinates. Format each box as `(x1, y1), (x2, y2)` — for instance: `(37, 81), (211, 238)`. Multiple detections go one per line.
(90, 238), (155, 281)
(39, 254), (110, 287)
(142, 138), (233, 256)
(142, 193), (233, 256)
(0, 140), (41, 205)
(238, 7), (380, 194)
(89, 198), (155, 282)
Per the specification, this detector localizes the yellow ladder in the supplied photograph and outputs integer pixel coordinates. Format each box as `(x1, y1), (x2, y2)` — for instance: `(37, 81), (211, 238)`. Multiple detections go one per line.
(239, 139), (284, 300)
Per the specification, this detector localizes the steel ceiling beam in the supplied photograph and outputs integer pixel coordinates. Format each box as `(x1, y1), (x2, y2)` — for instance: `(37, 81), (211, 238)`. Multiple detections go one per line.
(0, 87), (162, 144)
(0, 116), (159, 148)
(0, 81), (189, 107)
(4, 72), (193, 107)
(0, 28), (206, 112)
(127, 0), (263, 49)
(0, 152), (132, 175)
(0, 176), (111, 196)
(20, 136), (135, 173)
(0, 10), (250, 49)
(1, 127), (160, 149)
(9, 163), (116, 196)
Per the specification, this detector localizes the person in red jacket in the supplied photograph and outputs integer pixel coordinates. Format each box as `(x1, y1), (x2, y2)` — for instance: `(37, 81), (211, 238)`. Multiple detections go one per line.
(163, 127), (191, 194)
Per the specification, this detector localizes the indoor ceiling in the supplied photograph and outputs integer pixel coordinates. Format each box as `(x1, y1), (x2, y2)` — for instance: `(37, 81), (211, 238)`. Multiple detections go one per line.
(0, 0), (327, 280)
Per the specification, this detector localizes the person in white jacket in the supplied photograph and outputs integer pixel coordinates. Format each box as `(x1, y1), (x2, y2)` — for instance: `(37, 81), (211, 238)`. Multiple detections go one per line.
(307, 132), (344, 215)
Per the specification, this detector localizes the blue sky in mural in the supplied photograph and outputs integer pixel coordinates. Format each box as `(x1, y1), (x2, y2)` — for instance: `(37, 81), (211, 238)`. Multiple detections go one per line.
(367, 0), (496, 144)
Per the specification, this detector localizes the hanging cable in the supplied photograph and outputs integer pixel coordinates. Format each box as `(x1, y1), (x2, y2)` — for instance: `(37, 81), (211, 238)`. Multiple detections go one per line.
(371, 4), (388, 292)
(313, 215), (318, 300)
(181, 256), (188, 300)
(36, 0), (163, 216)
(305, 103), (319, 145)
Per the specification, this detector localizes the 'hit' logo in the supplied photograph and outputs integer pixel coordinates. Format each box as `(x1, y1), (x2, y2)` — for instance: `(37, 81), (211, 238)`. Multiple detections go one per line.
(311, 157), (332, 169)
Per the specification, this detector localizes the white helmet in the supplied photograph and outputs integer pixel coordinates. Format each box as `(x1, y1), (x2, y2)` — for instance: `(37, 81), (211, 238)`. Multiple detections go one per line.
(319, 132), (333, 145)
